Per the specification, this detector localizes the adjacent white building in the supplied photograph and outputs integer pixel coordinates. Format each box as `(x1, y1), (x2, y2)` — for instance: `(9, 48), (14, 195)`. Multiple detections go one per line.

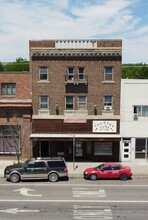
(120, 79), (148, 162)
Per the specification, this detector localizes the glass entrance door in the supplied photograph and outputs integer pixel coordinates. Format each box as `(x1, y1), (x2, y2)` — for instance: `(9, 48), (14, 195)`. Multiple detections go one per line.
(122, 139), (131, 161)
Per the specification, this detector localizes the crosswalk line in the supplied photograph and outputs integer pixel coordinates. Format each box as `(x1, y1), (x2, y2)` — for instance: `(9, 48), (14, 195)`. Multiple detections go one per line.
(73, 187), (106, 198)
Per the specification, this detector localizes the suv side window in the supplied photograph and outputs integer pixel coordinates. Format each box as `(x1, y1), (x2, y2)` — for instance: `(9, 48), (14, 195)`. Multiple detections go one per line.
(47, 161), (65, 168)
(27, 161), (35, 168)
(35, 162), (46, 168)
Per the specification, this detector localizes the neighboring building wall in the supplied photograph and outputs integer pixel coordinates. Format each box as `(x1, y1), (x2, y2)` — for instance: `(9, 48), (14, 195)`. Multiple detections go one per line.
(0, 72), (32, 160)
(120, 79), (148, 162)
(30, 39), (122, 162)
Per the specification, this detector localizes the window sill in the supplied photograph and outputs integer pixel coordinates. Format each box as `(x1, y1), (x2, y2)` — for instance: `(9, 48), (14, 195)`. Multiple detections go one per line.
(102, 81), (115, 84)
(38, 110), (50, 115)
(102, 109), (114, 115)
(64, 109), (88, 117)
(1, 95), (16, 97)
(37, 80), (50, 83)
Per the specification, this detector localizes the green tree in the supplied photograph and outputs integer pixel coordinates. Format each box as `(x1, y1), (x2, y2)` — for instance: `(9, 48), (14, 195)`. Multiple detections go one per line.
(3, 57), (29, 72)
(0, 62), (3, 71)
(122, 63), (148, 79)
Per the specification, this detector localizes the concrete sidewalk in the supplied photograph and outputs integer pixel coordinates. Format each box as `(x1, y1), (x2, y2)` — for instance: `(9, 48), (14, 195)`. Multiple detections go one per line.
(0, 160), (148, 177)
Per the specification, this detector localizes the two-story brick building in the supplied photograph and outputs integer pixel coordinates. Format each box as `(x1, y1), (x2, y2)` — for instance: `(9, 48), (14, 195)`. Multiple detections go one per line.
(0, 72), (32, 160)
(30, 39), (122, 162)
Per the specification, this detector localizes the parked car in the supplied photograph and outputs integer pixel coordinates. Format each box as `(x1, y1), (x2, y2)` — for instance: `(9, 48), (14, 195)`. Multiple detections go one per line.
(83, 162), (132, 181)
(4, 157), (68, 183)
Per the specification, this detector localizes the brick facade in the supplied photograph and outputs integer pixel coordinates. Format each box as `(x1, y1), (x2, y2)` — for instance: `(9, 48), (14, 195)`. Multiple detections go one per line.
(30, 39), (121, 116)
(0, 71), (32, 160)
(30, 39), (122, 162)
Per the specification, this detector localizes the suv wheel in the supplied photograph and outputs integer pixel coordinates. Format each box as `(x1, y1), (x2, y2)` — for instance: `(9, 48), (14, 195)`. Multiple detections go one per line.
(48, 173), (59, 182)
(10, 173), (20, 183)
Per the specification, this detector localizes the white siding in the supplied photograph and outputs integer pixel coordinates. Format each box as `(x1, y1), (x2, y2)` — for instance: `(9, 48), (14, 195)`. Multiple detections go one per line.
(121, 79), (148, 137)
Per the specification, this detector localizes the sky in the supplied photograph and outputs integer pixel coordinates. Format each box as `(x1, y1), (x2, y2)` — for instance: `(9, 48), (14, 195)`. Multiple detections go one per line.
(0, 0), (148, 64)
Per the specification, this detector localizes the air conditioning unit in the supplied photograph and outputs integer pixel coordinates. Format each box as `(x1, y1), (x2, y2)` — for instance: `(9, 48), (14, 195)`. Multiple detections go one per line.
(133, 114), (138, 121)
(104, 106), (112, 111)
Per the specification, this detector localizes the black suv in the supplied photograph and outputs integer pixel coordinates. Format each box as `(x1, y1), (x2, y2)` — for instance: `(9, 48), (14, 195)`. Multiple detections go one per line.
(4, 157), (68, 183)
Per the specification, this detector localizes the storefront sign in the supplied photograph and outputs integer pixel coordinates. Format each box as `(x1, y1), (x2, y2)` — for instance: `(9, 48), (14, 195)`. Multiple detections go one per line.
(64, 119), (86, 123)
(93, 120), (117, 133)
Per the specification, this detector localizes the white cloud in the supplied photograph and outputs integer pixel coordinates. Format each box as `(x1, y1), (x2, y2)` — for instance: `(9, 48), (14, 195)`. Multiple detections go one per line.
(0, 0), (147, 63)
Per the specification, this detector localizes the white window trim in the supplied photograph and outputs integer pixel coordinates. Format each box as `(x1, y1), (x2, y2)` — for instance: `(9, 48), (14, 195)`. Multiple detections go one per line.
(133, 105), (148, 117)
(65, 96), (74, 110)
(39, 96), (49, 110)
(39, 67), (48, 81)
(1, 83), (16, 96)
(67, 67), (74, 80)
(103, 96), (113, 110)
(78, 67), (85, 80)
(78, 96), (87, 110)
(104, 66), (113, 81)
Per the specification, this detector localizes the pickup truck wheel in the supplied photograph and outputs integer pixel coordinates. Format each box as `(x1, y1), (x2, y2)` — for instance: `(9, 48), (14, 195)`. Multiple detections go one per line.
(10, 173), (20, 183)
(48, 173), (59, 182)
(90, 174), (97, 181)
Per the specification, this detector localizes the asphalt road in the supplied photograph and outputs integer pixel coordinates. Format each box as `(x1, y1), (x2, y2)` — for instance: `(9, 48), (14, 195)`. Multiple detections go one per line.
(0, 177), (148, 220)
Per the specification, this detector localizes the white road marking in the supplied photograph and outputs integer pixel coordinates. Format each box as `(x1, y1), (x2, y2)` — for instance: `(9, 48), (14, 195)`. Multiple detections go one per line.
(0, 199), (148, 203)
(13, 187), (42, 197)
(0, 208), (39, 215)
(73, 205), (113, 219)
(73, 188), (106, 198)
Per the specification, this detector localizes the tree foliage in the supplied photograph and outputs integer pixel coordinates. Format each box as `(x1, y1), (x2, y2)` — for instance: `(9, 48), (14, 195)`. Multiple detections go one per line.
(0, 62), (3, 71)
(122, 63), (148, 79)
(1, 58), (148, 78)
(2, 57), (29, 72)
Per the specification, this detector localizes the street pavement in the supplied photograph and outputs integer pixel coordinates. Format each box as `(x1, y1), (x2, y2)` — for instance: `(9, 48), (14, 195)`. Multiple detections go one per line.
(0, 159), (148, 177)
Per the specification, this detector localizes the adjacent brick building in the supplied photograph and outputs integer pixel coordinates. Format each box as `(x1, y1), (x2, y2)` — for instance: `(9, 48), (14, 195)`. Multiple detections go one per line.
(30, 39), (122, 162)
(0, 72), (32, 160)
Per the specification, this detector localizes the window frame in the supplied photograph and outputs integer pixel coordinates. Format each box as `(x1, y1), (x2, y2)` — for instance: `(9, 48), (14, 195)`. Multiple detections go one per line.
(39, 96), (49, 110)
(135, 138), (147, 159)
(65, 96), (74, 110)
(78, 96), (87, 110)
(103, 96), (113, 109)
(78, 67), (85, 80)
(134, 106), (148, 117)
(39, 67), (48, 81)
(1, 83), (16, 95)
(94, 142), (112, 156)
(104, 66), (113, 81)
(67, 67), (74, 80)
(0, 125), (20, 154)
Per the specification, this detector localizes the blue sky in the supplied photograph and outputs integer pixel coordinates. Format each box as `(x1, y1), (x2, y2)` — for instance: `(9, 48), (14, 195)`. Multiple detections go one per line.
(0, 0), (148, 63)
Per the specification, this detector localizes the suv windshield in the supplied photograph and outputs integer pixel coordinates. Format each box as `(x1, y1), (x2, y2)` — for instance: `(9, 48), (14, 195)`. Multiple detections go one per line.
(21, 160), (33, 168)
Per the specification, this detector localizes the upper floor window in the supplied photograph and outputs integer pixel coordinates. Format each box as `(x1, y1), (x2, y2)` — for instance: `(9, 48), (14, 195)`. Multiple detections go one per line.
(103, 96), (113, 110)
(134, 106), (148, 117)
(1, 83), (16, 95)
(39, 96), (49, 109)
(39, 67), (48, 81)
(67, 67), (74, 80)
(78, 96), (87, 109)
(65, 96), (74, 110)
(78, 67), (85, 80)
(104, 67), (113, 81)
